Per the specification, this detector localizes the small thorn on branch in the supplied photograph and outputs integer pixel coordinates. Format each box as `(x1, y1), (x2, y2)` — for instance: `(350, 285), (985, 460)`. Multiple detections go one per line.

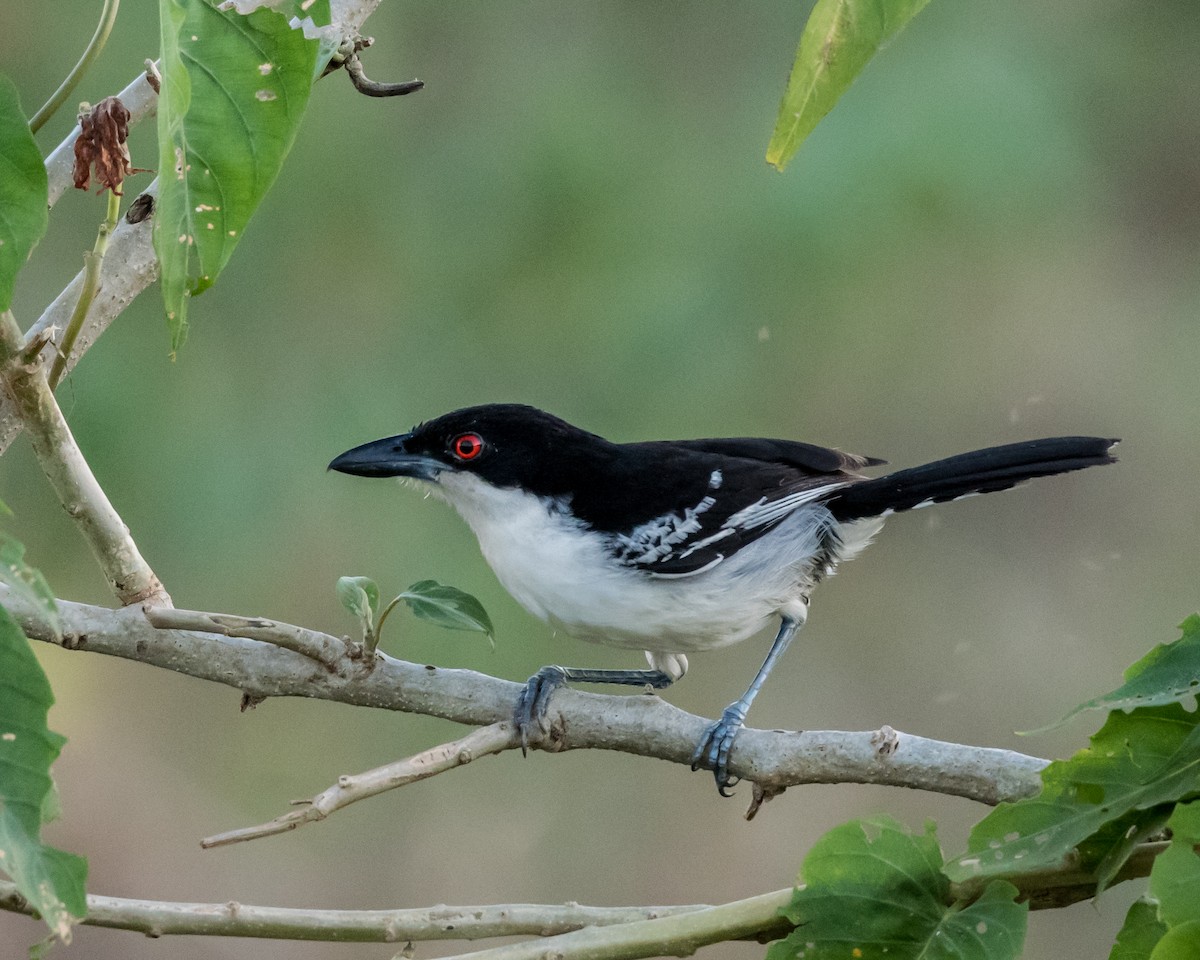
(745, 782), (784, 821)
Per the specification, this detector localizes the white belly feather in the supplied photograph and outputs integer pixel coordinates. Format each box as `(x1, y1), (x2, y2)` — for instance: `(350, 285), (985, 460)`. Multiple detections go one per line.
(429, 473), (884, 655)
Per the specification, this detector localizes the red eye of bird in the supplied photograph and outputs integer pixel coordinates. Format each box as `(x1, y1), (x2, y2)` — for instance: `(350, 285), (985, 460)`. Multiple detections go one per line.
(452, 432), (484, 461)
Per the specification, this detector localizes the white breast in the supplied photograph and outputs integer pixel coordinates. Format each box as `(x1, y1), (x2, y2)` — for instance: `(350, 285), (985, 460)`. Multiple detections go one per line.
(428, 473), (880, 655)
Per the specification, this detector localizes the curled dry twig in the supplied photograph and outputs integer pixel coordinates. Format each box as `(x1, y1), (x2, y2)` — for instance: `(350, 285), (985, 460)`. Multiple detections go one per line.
(323, 34), (424, 96)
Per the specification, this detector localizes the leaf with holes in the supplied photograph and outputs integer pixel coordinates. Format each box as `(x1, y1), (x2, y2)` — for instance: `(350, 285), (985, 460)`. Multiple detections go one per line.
(0, 606), (87, 941)
(766, 0), (932, 171)
(946, 704), (1200, 886)
(399, 580), (495, 648)
(0, 72), (49, 313)
(768, 816), (1026, 960)
(1033, 616), (1200, 733)
(154, 0), (320, 352)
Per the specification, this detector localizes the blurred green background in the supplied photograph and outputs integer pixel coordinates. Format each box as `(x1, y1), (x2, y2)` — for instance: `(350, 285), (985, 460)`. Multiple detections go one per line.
(2, 1), (1198, 957)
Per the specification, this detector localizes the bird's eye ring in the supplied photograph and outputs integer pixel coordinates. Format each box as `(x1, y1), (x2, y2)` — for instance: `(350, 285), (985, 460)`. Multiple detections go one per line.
(452, 432), (484, 461)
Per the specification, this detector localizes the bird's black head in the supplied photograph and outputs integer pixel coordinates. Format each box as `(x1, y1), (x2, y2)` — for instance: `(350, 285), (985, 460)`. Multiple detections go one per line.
(328, 404), (613, 493)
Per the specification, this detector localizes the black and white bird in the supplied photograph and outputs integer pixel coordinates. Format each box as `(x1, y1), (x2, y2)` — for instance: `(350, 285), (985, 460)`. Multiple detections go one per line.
(329, 404), (1117, 794)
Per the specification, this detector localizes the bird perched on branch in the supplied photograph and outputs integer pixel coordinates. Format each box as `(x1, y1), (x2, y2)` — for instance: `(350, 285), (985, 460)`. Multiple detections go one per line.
(330, 404), (1117, 794)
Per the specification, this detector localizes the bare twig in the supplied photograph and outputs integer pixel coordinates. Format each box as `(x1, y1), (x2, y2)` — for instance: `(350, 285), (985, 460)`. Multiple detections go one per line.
(343, 53), (423, 97)
(0, 313), (170, 606)
(436, 891), (796, 960)
(0, 881), (717, 942)
(143, 605), (348, 668)
(3, 586), (1049, 805)
(202, 724), (513, 847)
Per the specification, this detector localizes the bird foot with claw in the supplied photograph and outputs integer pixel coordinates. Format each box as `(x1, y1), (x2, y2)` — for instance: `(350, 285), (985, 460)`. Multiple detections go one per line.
(514, 665), (569, 754)
(691, 705), (747, 796)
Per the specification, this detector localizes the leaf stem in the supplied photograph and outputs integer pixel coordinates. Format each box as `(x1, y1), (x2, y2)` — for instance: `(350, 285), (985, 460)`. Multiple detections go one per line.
(374, 595), (403, 645)
(28, 0), (121, 135)
(49, 188), (121, 389)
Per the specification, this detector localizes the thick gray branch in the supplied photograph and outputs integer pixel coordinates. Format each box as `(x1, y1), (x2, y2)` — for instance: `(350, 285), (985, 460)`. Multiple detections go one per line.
(3, 586), (1049, 804)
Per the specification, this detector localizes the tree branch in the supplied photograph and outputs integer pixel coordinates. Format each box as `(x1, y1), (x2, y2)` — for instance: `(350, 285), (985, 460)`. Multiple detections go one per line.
(0, 313), (170, 606)
(1, 838), (1163, 955)
(435, 891), (793, 960)
(201, 724), (513, 848)
(0, 881), (721, 942)
(2, 586), (1049, 807)
(142, 604), (348, 668)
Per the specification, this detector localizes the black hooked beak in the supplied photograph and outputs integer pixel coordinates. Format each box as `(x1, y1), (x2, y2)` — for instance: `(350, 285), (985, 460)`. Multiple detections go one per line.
(328, 433), (442, 481)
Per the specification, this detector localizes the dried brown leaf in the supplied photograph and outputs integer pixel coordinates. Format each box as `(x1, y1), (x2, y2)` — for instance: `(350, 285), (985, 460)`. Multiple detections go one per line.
(71, 97), (147, 195)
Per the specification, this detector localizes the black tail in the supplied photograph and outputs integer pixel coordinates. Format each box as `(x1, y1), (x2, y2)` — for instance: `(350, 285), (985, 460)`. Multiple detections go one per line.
(829, 436), (1118, 521)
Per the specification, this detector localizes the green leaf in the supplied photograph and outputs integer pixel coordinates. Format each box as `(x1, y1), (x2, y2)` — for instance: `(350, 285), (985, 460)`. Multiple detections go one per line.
(946, 704), (1200, 885)
(39, 778), (62, 826)
(336, 575), (380, 625)
(1150, 921), (1200, 960)
(0, 535), (59, 636)
(0, 72), (49, 313)
(0, 606), (87, 941)
(154, 0), (318, 352)
(1149, 800), (1200, 928)
(765, 0), (932, 171)
(1091, 804), (1173, 895)
(399, 580), (495, 648)
(1035, 616), (1200, 733)
(768, 816), (1026, 960)
(1110, 899), (1167, 960)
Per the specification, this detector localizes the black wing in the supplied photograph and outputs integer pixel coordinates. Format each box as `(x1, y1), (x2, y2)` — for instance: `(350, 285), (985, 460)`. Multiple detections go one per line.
(666, 437), (884, 473)
(596, 447), (864, 578)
